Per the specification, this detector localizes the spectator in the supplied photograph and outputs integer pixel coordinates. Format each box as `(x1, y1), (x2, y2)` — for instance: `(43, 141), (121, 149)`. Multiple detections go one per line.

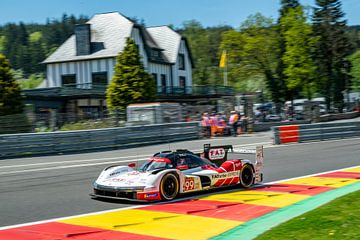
(240, 115), (248, 133)
(201, 112), (211, 138)
(228, 111), (239, 137)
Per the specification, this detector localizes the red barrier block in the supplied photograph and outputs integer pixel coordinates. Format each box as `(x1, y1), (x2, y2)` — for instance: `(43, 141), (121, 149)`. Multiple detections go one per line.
(140, 199), (277, 222)
(0, 222), (168, 240)
(279, 125), (299, 144)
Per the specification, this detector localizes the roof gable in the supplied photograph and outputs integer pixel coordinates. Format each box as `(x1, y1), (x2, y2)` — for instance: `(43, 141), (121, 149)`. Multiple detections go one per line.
(146, 26), (182, 64)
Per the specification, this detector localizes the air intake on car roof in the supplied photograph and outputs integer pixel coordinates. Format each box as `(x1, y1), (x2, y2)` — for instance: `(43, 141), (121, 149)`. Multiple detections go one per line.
(75, 24), (91, 56)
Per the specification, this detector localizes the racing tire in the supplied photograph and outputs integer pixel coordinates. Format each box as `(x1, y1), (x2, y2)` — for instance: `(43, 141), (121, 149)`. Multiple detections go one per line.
(240, 164), (254, 188)
(160, 173), (179, 201)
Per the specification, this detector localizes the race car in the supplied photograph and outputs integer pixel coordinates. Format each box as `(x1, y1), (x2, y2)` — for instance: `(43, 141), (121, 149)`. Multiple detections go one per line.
(91, 144), (264, 201)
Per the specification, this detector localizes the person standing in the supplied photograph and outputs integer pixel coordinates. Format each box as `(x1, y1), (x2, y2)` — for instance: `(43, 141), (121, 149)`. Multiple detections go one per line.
(201, 112), (211, 138)
(229, 111), (239, 137)
(240, 114), (248, 133)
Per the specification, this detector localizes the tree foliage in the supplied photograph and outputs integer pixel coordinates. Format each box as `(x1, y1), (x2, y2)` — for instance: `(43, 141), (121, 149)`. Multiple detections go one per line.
(349, 51), (360, 91)
(281, 6), (318, 100)
(221, 13), (280, 101)
(313, 0), (353, 111)
(0, 14), (88, 76)
(106, 38), (156, 110)
(179, 20), (231, 85)
(0, 54), (24, 116)
(276, 0), (300, 102)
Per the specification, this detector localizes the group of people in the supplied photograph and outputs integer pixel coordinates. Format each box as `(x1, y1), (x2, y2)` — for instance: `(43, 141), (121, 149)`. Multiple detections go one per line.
(201, 111), (248, 138)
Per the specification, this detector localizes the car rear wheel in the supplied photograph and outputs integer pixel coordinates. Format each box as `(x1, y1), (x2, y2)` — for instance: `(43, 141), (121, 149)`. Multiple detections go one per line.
(160, 173), (179, 200)
(240, 164), (254, 188)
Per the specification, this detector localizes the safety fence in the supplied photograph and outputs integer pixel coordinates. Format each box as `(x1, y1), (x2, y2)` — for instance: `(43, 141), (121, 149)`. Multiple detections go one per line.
(0, 122), (200, 158)
(273, 121), (360, 144)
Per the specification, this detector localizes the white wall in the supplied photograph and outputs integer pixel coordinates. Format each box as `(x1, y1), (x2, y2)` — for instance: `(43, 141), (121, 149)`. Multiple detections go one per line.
(46, 58), (116, 88)
(130, 27), (149, 69)
(148, 63), (171, 87)
(46, 32), (193, 90)
(172, 39), (192, 87)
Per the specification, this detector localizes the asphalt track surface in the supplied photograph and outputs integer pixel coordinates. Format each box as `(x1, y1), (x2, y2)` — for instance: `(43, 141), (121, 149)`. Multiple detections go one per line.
(0, 131), (359, 228)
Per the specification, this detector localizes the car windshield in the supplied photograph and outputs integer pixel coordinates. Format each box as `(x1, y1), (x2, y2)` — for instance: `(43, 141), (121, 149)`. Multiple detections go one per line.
(201, 157), (218, 167)
(139, 159), (174, 172)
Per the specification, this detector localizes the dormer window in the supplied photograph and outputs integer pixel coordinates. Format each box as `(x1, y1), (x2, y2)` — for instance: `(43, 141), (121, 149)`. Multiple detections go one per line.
(151, 49), (160, 58)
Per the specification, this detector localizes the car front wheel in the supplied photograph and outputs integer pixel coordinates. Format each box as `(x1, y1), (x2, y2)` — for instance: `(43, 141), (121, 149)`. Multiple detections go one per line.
(160, 173), (179, 200)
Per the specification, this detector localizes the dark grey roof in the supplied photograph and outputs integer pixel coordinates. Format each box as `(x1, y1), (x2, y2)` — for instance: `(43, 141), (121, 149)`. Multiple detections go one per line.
(43, 12), (181, 65)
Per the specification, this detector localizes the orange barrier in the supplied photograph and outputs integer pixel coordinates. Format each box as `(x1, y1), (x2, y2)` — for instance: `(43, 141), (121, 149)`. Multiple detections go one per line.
(279, 125), (299, 144)
(211, 126), (225, 136)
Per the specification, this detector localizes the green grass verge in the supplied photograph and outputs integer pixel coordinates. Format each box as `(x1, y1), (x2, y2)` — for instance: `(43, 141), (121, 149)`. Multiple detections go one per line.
(255, 190), (360, 240)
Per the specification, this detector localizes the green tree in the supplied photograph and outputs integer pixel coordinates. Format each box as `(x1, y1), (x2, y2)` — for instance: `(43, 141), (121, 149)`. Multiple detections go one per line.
(313, 0), (353, 112)
(282, 6), (318, 100)
(106, 38), (156, 110)
(349, 51), (360, 91)
(221, 14), (280, 104)
(28, 32), (46, 73)
(0, 54), (24, 115)
(179, 20), (231, 85)
(0, 35), (5, 53)
(277, 0), (300, 102)
(17, 73), (44, 89)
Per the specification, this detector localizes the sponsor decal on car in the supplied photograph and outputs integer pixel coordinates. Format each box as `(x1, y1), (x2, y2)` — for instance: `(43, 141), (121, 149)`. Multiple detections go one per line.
(211, 171), (239, 179)
(208, 148), (226, 160)
(109, 170), (127, 176)
(145, 193), (158, 198)
(110, 178), (126, 182)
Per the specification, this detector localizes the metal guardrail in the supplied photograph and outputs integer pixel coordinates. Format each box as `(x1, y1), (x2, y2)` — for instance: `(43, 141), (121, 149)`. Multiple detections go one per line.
(273, 121), (360, 144)
(0, 122), (200, 158)
(157, 85), (234, 97)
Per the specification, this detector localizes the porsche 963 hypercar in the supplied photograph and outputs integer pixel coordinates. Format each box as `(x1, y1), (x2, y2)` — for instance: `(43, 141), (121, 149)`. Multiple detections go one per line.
(91, 144), (264, 201)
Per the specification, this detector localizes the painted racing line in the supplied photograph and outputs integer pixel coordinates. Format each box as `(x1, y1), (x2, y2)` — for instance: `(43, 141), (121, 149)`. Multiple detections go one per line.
(0, 166), (359, 240)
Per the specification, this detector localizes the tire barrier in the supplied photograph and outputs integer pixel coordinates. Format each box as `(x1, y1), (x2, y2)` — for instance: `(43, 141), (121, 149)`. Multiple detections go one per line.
(273, 121), (360, 144)
(0, 122), (200, 158)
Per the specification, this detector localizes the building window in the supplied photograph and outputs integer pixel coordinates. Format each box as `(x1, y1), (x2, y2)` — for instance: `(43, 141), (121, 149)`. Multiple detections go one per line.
(178, 54), (185, 70)
(161, 74), (167, 94)
(61, 74), (76, 87)
(179, 76), (186, 88)
(92, 72), (107, 86)
(151, 50), (160, 58)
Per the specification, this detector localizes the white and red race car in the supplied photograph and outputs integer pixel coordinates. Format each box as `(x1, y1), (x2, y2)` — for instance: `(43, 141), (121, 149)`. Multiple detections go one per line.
(91, 144), (264, 201)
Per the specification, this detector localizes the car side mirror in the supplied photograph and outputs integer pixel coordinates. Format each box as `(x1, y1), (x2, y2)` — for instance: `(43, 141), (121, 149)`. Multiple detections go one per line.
(176, 165), (189, 170)
(128, 163), (136, 168)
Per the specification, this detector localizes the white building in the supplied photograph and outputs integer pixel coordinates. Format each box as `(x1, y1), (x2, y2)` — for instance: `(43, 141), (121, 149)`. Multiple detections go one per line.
(26, 12), (194, 114)
(43, 12), (193, 94)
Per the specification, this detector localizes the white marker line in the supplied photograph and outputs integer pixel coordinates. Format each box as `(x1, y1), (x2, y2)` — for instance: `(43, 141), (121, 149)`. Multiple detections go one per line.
(0, 142), (272, 171)
(0, 164), (358, 231)
(0, 154), (151, 169)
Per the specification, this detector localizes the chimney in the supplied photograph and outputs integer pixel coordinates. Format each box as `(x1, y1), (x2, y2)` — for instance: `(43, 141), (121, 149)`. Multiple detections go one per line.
(75, 24), (91, 56)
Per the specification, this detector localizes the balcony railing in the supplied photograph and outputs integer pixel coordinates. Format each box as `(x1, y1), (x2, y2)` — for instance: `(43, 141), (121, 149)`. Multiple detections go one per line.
(24, 84), (234, 98)
(157, 85), (234, 97)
